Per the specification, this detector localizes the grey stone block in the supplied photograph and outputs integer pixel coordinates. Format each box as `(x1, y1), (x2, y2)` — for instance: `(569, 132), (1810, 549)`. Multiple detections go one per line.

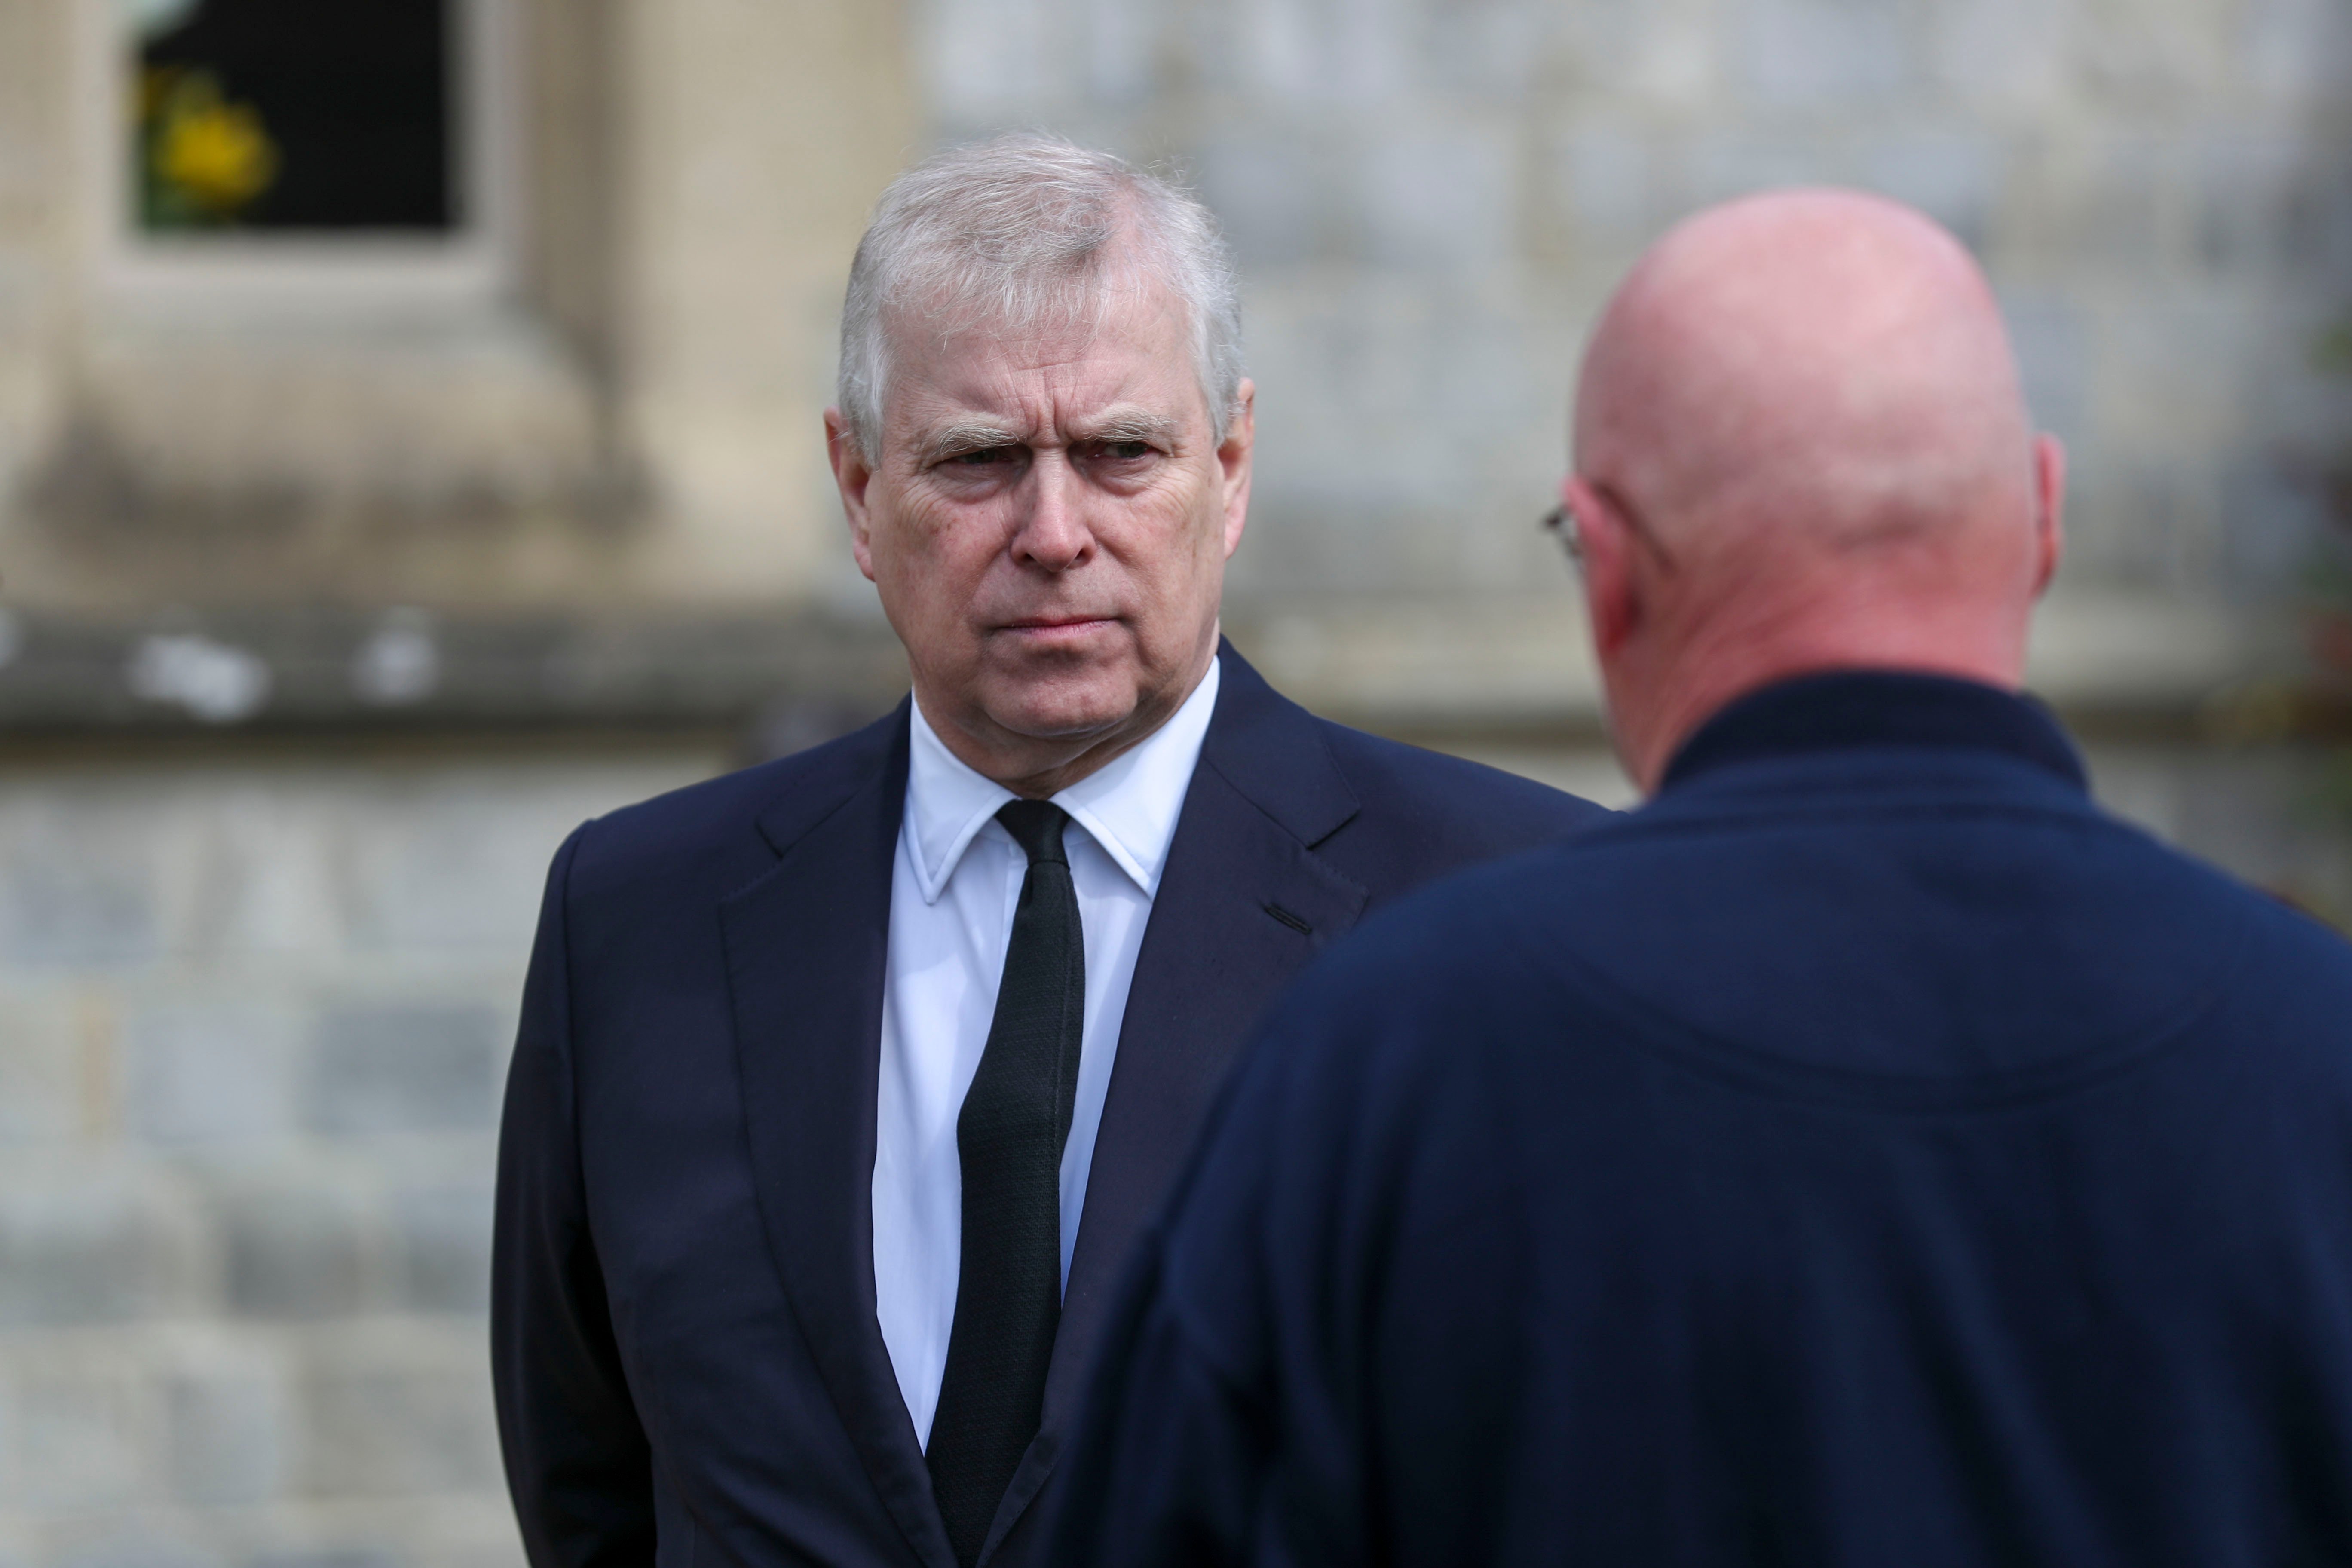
(2219, 459), (2331, 588)
(219, 1182), (378, 1320)
(2073, 2), (2229, 107)
(1555, 125), (1672, 243)
(159, 790), (345, 965)
(299, 1362), (502, 1498)
(1856, 129), (2005, 249)
(20, 1370), (142, 1513)
(1224, 0), (1408, 107)
(1357, 125), (1517, 273)
(1733, 0), (1918, 106)
(1245, 276), (1576, 570)
(54, 1540), (218, 1568)
(392, 1183), (495, 1315)
(1411, 0), (1557, 97)
(251, 1552), (399, 1568)
(916, 0), (1066, 122)
(0, 805), (159, 968)
(1079, 0), (1157, 103)
(0, 987), (86, 1145)
(2039, 133), (2181, 272)
(2068, 460), (2225, 588)
(332, 784), (587, 958)
(165, 1368), (287, 1506)
(1195, 135), (1329, 268)
(1686, 131), (1838, 211)
(1995, 288), (2090, 446)
(2089, 291), (2249, 455)
(125, 1001), (301, 1146)
(2241, 312), (2352, 449)
(0, 1375), (14, 1507)
(2242, 0), (2352, 101)
(2193, 132), (2352, 276)
(413, 1540), (528, 1568)
(0, 1176), (194, 1324)
(1927, 0), (2075, 105)
(307, 1004), (505, 1135)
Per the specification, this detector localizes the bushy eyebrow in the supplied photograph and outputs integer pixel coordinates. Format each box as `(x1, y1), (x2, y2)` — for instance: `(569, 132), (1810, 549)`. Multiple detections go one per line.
(919, 420), (1026, 464)
(1072, 411), (1180, 448)
(915, 409), (1180, 464)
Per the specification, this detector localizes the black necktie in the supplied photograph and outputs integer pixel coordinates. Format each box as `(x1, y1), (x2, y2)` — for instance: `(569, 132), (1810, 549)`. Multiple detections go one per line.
(926, 799), (1087, 1566)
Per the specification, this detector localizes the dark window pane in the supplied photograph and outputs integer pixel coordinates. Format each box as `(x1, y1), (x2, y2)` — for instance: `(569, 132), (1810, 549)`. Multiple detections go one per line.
(133, 0), (456, 233)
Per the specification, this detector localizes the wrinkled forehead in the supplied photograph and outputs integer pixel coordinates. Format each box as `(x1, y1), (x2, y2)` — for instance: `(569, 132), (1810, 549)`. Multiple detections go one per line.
(878, 272), (1204, 432)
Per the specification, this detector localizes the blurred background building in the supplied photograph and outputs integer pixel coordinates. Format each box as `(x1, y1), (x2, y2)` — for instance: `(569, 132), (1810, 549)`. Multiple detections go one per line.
(0, 0), (2347, 1563)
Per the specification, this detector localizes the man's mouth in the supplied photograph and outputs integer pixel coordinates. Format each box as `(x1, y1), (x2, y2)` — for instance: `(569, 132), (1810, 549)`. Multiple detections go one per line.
(998, 616), (1116, 634)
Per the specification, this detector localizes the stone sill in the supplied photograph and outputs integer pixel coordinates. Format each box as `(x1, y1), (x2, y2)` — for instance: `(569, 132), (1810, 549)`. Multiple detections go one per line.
(0, 606), (911, 744)
(0, 588), (2296, 752)
(1237, 587), (2297, 744)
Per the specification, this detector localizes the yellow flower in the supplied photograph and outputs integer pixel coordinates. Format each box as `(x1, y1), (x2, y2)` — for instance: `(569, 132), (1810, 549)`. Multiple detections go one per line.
(151, 72), (278, 216)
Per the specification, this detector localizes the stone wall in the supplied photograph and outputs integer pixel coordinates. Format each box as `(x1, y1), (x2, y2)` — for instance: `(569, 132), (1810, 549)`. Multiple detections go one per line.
(916, 0), (2352, 722)
(0, 0), (913, 619)
(0, 748), (719, 1568)
(0, 0), (2349, 1563)
(3, 0), (2346, 729)
(0, 729), (2348, 1566)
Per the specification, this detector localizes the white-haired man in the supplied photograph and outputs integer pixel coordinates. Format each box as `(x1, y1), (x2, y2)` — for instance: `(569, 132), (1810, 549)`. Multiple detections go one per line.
(491, 134), (1605, 1568)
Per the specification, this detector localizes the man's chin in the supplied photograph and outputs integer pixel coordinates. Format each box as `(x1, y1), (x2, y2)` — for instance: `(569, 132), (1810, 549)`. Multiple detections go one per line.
(987, 699), (1135, 747)
(978, 667), (1145, 747)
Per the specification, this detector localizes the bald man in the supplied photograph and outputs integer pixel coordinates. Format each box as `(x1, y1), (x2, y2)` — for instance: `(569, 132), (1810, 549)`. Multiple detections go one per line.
(1045, 190), (2352, 1566)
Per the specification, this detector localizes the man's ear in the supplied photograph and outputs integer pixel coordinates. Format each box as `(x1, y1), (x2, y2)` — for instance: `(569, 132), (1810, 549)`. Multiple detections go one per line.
(1217, 380), (1255, 559)
(1564, 475), (1642, 658)
(826, 407), (879, 583)
(2030, 433), (2066, 598)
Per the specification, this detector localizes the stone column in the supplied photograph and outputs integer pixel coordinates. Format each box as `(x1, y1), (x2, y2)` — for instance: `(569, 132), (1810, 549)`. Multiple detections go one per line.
(614, 0), (919, 605)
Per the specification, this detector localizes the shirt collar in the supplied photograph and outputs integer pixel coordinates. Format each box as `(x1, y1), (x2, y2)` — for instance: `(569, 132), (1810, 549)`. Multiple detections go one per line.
(1660, 669), (2089, 794)
(903, 654), (1222, 904)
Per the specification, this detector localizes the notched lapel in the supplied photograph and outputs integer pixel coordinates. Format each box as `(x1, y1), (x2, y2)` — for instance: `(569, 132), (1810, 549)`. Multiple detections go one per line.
(720, 713), (958, 1568)
(1048, 762), (1367, 1422)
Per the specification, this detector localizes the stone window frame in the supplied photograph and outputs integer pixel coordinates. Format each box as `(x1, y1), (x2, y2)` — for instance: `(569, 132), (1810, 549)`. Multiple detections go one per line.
(71, 0), (524, 317)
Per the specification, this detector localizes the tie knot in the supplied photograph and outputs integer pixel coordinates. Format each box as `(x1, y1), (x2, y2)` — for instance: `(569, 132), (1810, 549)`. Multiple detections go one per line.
(995, 799), (1071, 867)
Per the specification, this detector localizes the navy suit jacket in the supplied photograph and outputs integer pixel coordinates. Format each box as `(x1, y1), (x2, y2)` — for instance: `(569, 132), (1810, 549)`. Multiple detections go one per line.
(489, 644), (1605, 1568)
(1051, 672), (2352, 1567)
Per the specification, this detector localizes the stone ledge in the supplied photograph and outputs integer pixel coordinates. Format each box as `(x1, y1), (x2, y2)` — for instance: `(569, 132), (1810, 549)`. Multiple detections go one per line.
(1231, 587), (2300, 740)
(0, 588), (2299, 746)
(0, 606), (912, 740)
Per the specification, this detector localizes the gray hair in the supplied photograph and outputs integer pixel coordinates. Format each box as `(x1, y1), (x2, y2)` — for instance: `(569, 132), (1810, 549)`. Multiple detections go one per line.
(836, 132), (1245, 462)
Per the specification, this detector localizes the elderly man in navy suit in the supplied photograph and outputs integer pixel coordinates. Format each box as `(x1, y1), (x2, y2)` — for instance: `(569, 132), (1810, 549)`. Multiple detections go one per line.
(1050, 190), (2352, 1565)
(489, 134), (1602, 1568)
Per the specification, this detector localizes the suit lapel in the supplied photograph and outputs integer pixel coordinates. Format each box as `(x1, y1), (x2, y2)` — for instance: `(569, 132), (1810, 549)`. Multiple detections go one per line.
(721, 706), (959, 1568)
(1050, 761), (1368, 1407)
(980, 647), (1372, 1559)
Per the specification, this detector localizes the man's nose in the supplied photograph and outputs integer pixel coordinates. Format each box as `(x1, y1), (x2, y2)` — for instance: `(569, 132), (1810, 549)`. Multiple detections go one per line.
(1010, 453), (1093, 572)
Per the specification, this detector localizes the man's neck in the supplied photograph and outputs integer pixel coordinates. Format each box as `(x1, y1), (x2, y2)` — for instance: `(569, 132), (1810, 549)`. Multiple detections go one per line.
(1629, 624), (2028, 793)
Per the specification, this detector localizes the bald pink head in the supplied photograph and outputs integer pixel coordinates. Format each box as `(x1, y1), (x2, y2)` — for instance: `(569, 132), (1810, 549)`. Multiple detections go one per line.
(1565, 188), (2064, 792)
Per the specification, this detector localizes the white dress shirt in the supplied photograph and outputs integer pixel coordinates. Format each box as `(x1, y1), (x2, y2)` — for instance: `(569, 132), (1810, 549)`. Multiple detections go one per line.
(873, 655), (1222, 1445)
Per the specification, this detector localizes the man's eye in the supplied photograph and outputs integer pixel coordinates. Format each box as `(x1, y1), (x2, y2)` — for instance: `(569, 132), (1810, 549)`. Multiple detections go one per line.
(1087, 440), (1155, 462)
(947, 446), (1019, 467)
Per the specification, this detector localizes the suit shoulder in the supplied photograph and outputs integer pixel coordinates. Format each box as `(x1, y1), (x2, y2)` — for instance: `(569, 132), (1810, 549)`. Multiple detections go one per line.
(1250, 850), (1572, 1101)
(1312, 719), (1612, 871)
(566, 709), (901, 905)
